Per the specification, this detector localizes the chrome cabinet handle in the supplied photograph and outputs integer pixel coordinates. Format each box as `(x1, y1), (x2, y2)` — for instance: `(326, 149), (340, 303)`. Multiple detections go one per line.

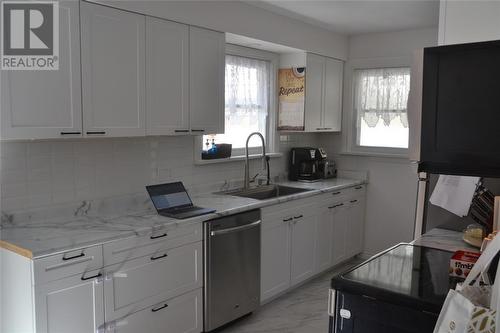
(151, 304), (168, 312)
(150, 233), (167, 240)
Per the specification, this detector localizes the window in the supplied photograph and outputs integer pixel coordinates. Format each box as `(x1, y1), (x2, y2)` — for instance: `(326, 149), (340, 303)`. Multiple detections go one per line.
(203, 54), (272, 152)
(353, 67), (410, 151)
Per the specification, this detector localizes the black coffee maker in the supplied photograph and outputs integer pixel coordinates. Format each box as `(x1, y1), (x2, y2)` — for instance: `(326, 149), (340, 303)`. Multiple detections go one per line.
(289, 147), (327, 182)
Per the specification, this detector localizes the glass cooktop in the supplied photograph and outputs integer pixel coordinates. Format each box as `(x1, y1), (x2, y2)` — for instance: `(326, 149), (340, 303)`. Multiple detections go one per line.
(334, 244), (456, 306)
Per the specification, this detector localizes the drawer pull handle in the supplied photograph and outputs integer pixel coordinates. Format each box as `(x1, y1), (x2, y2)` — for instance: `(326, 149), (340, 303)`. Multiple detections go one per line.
(86, 131), (106, 135)
(329, 203), (344, 209)
(81, 272), (102, 281)
(174, 129), (189, 133)
(151, 253), (168, 261)
(283, 217), (293, 222)
(354, 186), (363, 190)
(150, 233), (167, 240)
(350, 200), (358, 203)
(151, 304), (168, 312)
(62, 252), (85, 261)
(293, 215), (303, 219)
(332, 191), (341, 195)
(60, 131), (81, 135)
(191, 129), (205, 132)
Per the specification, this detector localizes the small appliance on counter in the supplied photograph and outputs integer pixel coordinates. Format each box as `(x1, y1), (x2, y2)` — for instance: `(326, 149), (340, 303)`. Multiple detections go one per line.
(323, 160), (337, 179)
(289, 147), (332, 182)
(328, 244), (457, 333)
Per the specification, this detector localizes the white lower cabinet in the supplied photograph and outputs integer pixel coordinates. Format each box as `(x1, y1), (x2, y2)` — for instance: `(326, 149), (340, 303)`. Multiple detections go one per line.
(34, 270), (104, 333)
(290, 214), (316, 286)
(260, 199), (318, 303)
(103, 241), (202, 321)
(261, 186), (366, 303)
(108, 289), (202, 333)
(346, 197), (365, 258)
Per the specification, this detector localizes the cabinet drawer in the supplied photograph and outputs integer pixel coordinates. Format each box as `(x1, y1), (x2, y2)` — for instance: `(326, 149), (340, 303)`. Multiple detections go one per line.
(261, 198), (316, 224)
(103, 223), (202, 266)
(108, 288), (202, 333)
(103, 241), (202, 321)
(34, 245), (103, 285)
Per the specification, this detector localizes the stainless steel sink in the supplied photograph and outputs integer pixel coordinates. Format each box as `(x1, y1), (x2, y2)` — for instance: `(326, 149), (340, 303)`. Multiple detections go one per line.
(220, 184), (313, 200)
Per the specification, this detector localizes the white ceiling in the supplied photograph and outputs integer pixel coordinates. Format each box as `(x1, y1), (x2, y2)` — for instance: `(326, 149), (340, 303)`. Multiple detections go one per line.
(246, 0), (439, 36)
(226, 33), (306, 53)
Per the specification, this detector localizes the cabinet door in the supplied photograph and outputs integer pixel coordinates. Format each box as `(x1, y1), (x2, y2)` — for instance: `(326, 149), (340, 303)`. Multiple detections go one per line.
(35, 270), (104, 333)
(290, 214), (316, 286)
(304, 53), (324, 132)
(103, 242), (202, 321)
(146, 17), (190, 135)
(322, 57), (343, 132)
(81, 3), (146, 137)
(261, 218), (291, 302)
(189, 27), (225, 135)
(332, 203), (349, 265)
(315, 204), (334, 273)
(1, 0), (82, 140)
(110, 289), (202, 333)
(346, 198), (365, 257)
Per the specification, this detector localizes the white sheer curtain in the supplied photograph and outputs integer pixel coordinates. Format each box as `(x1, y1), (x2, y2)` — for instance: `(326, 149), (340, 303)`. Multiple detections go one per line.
(355, 67), (411, 128)
(205, 55), (270, 149)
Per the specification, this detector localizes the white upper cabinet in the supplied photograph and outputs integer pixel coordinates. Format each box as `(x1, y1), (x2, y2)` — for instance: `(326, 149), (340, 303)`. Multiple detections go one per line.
(1, 1), (82, 140)
(189, 27), (225, 135)
(304, 53), (343, 132)
(304, 53), (324, 132)
(322, 57), (343, 131)
(146, 17), (190, 135)
(81, 3), (146, 137)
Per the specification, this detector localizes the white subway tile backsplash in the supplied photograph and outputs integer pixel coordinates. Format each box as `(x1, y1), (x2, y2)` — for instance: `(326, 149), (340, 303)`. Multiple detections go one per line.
(0, 134), (321, 212)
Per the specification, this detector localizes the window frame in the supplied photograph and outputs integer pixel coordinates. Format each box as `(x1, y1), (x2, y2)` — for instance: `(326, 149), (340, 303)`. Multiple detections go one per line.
(342, 57), (412, 158)
(195, 44), (279, 160)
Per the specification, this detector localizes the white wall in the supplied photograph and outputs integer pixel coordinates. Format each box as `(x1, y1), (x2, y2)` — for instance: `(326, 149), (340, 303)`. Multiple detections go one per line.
(321, 28), (438, 256)
(439, 0), (500, 45)
(95, 0), (348, 60)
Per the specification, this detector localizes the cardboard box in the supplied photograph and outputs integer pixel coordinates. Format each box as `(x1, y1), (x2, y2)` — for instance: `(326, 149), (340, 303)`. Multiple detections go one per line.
(449, 250), (481, 278)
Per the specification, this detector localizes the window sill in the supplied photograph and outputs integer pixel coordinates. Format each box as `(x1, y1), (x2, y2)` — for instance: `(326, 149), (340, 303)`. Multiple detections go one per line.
(338, 150), (410, 159)
(194, 152), (283, 165)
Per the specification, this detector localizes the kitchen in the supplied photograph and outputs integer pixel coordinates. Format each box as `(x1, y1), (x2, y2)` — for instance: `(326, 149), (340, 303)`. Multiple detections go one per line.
(1, 1), (499, 333)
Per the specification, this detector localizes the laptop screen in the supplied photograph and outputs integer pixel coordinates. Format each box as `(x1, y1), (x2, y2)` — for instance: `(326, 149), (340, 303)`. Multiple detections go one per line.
(146, 182), (193, 211)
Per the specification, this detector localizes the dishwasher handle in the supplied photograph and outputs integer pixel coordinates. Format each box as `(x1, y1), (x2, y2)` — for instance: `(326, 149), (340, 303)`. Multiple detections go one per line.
(210, 220), (261, 236)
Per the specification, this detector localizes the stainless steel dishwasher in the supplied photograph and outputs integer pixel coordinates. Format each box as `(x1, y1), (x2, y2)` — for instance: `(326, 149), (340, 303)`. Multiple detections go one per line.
(204, 209), (261, 332)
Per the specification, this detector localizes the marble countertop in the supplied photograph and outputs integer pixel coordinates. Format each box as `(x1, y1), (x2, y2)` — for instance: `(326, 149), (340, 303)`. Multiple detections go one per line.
(412, 227), (478, 253)
(0, 178), (364, 259)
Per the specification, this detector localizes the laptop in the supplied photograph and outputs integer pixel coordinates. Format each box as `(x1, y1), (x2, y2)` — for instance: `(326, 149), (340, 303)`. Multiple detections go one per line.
(146, 182), (216, 219)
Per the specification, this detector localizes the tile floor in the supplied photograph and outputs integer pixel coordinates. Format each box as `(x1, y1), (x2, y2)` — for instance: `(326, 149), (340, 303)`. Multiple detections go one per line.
(219, 259), (362, 333)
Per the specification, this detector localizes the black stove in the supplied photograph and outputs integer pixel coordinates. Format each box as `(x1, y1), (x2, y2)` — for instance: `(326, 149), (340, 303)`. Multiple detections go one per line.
(329, 244), (457, 333)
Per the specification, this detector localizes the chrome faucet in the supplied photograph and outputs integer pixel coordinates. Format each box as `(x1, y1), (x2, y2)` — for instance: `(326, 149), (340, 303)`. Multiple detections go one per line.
(244, 132), (270, 189)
